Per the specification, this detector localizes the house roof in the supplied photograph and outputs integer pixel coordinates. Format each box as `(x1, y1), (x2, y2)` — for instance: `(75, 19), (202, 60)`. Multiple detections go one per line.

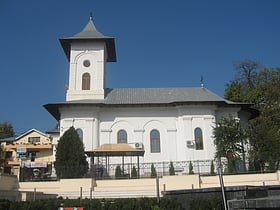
(0, 129), (50, 143)
(44, 87), (258, 121)
(59, 17), (116, 62)
(15, 129), (50, 140)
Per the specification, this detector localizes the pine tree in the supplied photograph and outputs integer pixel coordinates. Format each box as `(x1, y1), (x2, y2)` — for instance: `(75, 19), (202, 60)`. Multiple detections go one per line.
(169, 161), (175, 175)
(210, 160), (215, 175)
(151, 163), (157, 178)
(131, 166), (138, 179)
(115, 165), (122, 178)
(189, 161), (194, 174)
(54, 127), (88, 178)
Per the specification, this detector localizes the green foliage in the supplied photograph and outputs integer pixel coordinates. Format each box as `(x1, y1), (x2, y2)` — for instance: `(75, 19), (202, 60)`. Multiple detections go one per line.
(0, 122), (14, 139)
(225, 61), (280, 171)
(189, 196), (224, 210)
(0, 122), (14, 173)
(131, 165), (138, 178)
(151, 163), (157, 178)
(169, 161), (175, 175)
(54, 127), (88, 179)
(213, 116), (247, 173)
(115, 165), (122, 178)
(0, 197), (184, 210)
(210, 160), (215, 175)
(189, 161), (194, 174)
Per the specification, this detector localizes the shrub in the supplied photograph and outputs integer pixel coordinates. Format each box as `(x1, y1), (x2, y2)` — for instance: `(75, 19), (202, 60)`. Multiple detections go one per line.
(210, 160), (215, 175)
(115, 165), (122, 178)
(169, 161), (175, 175)
(189, 161), (194, 174)
(131, 166), (138, 178)
(151, 163), (157, 178)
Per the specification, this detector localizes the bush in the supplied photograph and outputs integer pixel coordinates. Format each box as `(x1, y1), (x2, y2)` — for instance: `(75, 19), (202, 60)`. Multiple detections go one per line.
(151, 163), (157, 178)
(115, 165), (122, 178)
(131, 166), (138, 178)
(0, 197), (184, 210)
(210, 160), (215, 175)
(169, 161), (175, 175)
(189, 161), (194, 174)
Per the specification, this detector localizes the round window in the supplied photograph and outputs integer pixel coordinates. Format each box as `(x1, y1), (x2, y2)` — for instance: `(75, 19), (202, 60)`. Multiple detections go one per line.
(83, 60), (90, 67)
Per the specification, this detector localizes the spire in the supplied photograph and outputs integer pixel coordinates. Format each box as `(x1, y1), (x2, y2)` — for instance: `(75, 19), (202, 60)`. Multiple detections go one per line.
(59, 17), (116, 62)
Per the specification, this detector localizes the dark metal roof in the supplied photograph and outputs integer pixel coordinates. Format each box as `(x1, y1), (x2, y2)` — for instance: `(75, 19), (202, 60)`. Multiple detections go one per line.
(59, 18), (116, 62)
(44, 87), (257, 121)
(65, 87), (233, 104)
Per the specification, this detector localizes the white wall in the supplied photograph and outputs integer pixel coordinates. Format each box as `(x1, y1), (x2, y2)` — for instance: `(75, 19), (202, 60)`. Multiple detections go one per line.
(58, 104), (221, 165)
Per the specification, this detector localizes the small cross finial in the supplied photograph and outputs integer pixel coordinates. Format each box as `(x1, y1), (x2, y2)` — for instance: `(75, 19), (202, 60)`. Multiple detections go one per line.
(90, 12), (93, 20)
(200, 75), (204, 88)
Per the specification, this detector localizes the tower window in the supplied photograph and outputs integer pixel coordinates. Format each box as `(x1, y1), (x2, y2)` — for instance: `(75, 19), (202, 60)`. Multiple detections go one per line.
(82, 73), (90, 90)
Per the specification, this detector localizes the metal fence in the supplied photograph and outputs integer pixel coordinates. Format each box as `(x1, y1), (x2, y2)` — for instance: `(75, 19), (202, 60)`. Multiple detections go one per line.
(99, 159), (214, 179)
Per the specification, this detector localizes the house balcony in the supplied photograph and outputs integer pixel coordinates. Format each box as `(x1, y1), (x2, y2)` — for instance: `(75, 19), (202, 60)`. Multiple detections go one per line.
(5, 142), (52, 150)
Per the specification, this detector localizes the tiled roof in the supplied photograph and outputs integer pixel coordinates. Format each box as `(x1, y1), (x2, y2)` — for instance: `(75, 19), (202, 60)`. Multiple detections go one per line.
(69, 87), (233, 105)
(44, 87), (256, 121)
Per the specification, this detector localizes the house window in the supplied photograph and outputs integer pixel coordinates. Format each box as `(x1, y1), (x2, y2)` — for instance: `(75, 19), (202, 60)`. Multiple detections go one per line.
(117, 130), (127, 144)
(28, 137), (40, 144)
(76, 128), (83, 142)
(28, 151), (40, 161)
(194, 127), (204, 150)
(5, 151), (12, 159)
(150, 129), (161, 153)
(82, 73), (90, 90)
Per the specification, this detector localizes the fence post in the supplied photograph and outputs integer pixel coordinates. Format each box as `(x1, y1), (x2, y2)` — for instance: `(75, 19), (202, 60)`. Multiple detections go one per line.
(33, 188), (36, 201)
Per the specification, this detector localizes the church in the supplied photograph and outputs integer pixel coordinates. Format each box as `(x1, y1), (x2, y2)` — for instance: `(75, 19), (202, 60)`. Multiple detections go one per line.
(44, 17), (256, 177)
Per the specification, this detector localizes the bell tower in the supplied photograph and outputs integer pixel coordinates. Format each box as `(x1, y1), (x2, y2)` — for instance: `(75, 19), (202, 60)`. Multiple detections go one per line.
(60, 17), (116, 101)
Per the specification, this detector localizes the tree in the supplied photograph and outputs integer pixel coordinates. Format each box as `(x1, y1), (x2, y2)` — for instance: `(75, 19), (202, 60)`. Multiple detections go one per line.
(115, 165), (122, 178)
(225, 61), (280, 171)
(213, 116), (247, 173)
(151, 163), (157, 178)
(189, 162), (194, 174)
(169, 161), (175, 175)
(0, 145), (4, 173)
(210, 160), (215, 175)
(0, 122), (14, 173)
(54, 127), (88, 178)
(0, 122), (14, 139)
(131, 166), (138, 179)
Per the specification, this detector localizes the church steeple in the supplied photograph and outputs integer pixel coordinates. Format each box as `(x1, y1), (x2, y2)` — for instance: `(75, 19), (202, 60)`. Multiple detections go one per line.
(60, 18), (116, 62)
(60, 18), (116, 101)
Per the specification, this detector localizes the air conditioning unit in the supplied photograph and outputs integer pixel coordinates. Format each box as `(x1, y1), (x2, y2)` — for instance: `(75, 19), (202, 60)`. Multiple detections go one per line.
(186, 140), (194, 148)
(134, 142), (143, 149)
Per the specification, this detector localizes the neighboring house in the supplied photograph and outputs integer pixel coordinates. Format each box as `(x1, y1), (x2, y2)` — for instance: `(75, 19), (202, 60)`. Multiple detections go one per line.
(0, 129), (53, 181)
(44, 17), (257, 177)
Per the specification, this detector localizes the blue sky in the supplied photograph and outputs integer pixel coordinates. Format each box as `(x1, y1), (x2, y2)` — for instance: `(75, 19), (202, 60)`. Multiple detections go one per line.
(1, 0), (280, 135)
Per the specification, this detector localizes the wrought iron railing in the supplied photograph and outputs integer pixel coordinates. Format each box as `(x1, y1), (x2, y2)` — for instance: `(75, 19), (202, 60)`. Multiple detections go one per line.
(94, 159), (215, 179)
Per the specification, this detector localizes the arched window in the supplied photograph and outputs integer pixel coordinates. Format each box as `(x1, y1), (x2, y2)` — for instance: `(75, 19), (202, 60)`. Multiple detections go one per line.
(194, 127), (203, 150)
(82, 73), (90, 90)
(117, 130), (127, 144)
(150, 129), (161, 153)
(76, 128), (83, 142)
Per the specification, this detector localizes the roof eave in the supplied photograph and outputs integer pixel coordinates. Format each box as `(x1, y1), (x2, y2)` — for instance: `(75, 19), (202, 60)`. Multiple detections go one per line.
(59, 38), (116, 62)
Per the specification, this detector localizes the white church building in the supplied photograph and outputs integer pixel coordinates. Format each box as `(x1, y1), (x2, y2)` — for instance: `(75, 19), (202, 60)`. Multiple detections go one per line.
(44, 18), (256, 177)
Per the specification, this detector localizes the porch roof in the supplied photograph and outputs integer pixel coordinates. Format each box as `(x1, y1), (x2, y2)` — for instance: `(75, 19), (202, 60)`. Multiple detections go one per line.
(85, 144), (145, 157)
